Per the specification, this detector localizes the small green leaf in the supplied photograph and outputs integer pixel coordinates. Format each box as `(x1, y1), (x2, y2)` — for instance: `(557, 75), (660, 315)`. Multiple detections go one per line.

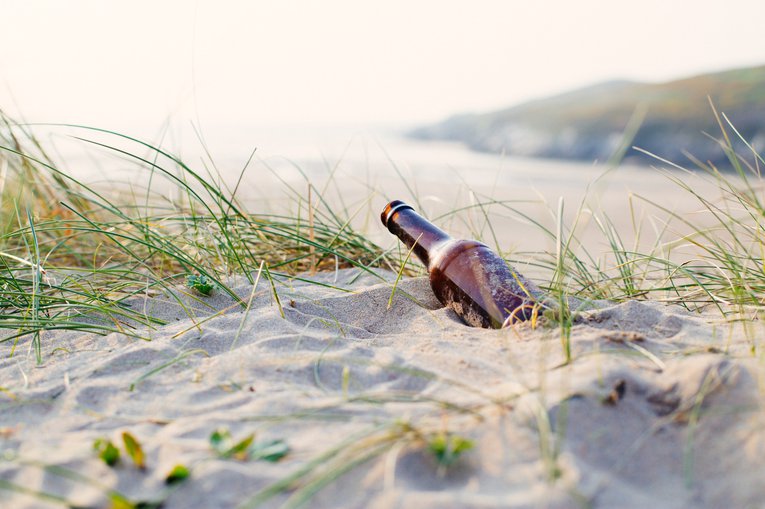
(165, 464), (191, 485)
(210, 427), (255, 460)
(93, 438), (121, 467)
(107, 493), (135, 509)
(222, 433), (255, 460)
(108, 496), (162, 509)
(187, 274), (214, 296)
(209, 428), (285, 462)
(122, 431), (146, 469)
(250, 439), (290, 462)
(209, 427), (231, 453)
(428, 433), (474, 467)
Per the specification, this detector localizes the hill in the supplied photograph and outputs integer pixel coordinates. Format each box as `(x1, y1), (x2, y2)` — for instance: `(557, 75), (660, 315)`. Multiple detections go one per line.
(409, 65), (765, 167)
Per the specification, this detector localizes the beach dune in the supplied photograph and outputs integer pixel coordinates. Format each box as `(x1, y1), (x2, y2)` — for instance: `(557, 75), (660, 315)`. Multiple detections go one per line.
(2, 268), (764, 508)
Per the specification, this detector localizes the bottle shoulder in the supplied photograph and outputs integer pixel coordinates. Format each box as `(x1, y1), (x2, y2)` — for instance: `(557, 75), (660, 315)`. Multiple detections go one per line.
(428, 239), (489, 271)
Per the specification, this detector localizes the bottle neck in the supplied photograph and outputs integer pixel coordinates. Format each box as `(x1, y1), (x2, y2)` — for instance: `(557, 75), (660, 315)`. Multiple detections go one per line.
(382, 201), (452, 268)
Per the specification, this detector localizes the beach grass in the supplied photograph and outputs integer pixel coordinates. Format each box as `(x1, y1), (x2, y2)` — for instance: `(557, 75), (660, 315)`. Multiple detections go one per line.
(2, 111), (765, 507)
(0, 115), (401, 364)
(4, 112), (763, 354)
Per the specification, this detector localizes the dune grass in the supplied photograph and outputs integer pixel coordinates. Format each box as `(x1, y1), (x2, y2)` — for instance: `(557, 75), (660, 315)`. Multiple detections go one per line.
(2, 109), (765, 363)
(416, 105), (765, 361)
(0, 115), (398, 364)
(2, 111), (765, 507)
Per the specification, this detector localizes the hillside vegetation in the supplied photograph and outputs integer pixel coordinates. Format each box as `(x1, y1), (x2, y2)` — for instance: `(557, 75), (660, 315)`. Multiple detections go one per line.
(409, 65), (765, 167)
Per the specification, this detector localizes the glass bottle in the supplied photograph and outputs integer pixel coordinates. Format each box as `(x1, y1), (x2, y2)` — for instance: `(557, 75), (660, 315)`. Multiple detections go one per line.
(381, 200), (539, 328)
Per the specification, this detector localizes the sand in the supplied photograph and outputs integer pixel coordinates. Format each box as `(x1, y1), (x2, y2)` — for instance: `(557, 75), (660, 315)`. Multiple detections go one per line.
(1, 266), (764, 508)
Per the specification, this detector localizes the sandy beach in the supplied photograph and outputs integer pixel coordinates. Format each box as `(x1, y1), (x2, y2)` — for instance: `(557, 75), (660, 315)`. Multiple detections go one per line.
(0, 121), (763, 509)
(3, 2), (764, 506)
(2, 261), (764, 508)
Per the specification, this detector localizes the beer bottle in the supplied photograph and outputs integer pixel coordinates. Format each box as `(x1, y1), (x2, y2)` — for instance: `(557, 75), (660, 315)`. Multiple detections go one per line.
(381, 200), (539, 328)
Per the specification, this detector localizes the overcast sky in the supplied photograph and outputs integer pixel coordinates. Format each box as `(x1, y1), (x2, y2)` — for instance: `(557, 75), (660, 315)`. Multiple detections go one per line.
(3, 0), (765, 134)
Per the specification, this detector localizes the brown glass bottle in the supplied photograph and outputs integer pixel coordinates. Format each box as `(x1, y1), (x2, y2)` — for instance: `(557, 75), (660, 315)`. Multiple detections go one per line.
(381, 200), (539, 328)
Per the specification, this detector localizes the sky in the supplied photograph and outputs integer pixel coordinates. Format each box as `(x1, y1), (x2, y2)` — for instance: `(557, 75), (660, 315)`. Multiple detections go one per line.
(2, 0), (765, 136)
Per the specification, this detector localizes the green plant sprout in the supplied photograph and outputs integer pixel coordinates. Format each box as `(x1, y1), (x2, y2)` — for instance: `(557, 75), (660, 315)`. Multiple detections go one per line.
(210, 428), (290, 462)
(165, 464), (191, 485)
(121, 431), (146, 470)
(428, 432), (474, 468)
(187, 274), (215, 296)
(93, 438), (120, 467)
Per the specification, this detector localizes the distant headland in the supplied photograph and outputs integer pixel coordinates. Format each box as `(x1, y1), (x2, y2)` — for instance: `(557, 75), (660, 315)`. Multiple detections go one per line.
(408, 65), (765, 168)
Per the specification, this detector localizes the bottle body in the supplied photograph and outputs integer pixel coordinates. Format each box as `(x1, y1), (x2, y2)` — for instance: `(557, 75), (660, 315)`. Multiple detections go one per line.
(381, 200), (537, 328)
